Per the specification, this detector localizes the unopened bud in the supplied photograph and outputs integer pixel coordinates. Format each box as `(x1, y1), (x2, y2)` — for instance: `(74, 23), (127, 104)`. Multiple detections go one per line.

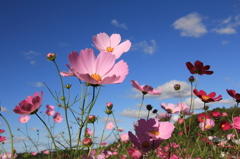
(65, 84), (72, 89)
(106, 102), (113, 110)
(88, 115), (97, 123)
(47, 53), (56, 61)
(189, 76), (195, 83)
(82, 138), (92, 147)
(146, 104), (153, 111)
(60, 97), (65, 101)
(174, 84), (181, 90)
(105, 109), (112, 115)
(152, 109), (158, 114)
(204, 105), (209, 110)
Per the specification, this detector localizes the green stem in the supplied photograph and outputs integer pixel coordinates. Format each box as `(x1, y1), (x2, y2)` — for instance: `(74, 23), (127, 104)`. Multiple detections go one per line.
(137, 94), (145, 120)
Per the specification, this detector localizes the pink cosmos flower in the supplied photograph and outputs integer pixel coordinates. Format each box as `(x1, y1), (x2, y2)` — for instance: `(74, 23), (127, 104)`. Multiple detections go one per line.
(120, 133), (129, 141)
(106, 122), (114, 130)
(0, 129), (5, 134)
(42, 150), (50, 155)
(127, 148), (142, 159)
(227, 134), (235, 140)
(46, 105), (55, 116)
(0, 152), (17, 159)
(222, 112), (228, 117)
(65, 49), (128, 85)
(60, 68), (75, 77)
(131, 80), (162, 95)
(31, 152), (37, 156)
(161, 103), (180, 114)
(13, 91), (43, 115)
(233, 117), (240, 129)
(199, 119), (215, 131)
(93, 32), (131, 59)
(85, 128), (93, 136)
(18, 115), (30, 123)
(53, 112), (63, 123)
(0, 136), (6, 142)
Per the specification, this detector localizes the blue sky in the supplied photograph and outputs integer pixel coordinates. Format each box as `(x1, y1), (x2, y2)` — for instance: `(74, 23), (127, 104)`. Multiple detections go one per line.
(1, 0), (240, 153)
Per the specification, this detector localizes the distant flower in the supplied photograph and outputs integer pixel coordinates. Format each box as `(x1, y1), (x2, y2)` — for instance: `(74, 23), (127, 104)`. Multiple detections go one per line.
(46, 105), (55, 116)
(53, 112), (63, 123)
(0, 129), (5, 134)
(186, 60), (213, 75)
(156, 113), (172, 122)
(161, 103), (180, 114)
(82, 138), (93, 146)
(42, 150), (50, 155)
(0, 152), (17, 159)
(176, 103), (193, 115)
(193, 89), (222, 103)
(210, 111), (221, 119)
(120, 133), (129, 141)
(100, 142), (107, 146)
(226, 89), (240, 103)
(197, 113), (211, 122)
(46, 53), (56, 61)
(118, 128), (124, 132)
(220, 121), (231, 131)
(106, 122), (114, 130)
(93, 32), (131, 59)
(233, 117), (240, 129)
(227, 134), (235, 140)
(222, 112), (228, 117)
(127, 148), (142, 159)
(106, 102), (113, 110)
(177, 118), (184, 124)
(13, 91), (43, 115)
(85, 128), (93, 136)
(199, 119), (215, 131)
(0, 136), (6, 142)
(65, 49), (129, 85)
(131, 80), (162, 95)
(18, 115), (30, 123)
(31, 152), (37, 156)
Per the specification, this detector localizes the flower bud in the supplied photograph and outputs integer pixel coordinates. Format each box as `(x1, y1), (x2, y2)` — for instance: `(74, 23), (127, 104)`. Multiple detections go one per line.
(189, 76), (195, 83)
(106, 102), (113, 110)
(60, 97), (65, 101)
(174, 84), (181, 90)
(152, 109), (158, 114)
(65, 84), (72, 89)
(105, 109), (112, 115)
(146, 104), (153, 111)
(82, 138), (92, 147)
(204, 105), (209, 110)
(88, 115), (97, 123)
(47, 53), (56, 61)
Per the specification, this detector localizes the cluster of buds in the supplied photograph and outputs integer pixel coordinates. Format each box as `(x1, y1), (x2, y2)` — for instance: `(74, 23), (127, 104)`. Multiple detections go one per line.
(105, 102), (113, 115)
(87, 115), (97, 123)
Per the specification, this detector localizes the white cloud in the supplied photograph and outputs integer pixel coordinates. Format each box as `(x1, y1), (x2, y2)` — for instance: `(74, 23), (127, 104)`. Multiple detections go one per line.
(173, 12), (207, 38)
(171, 114), (180, 123)
(222, 40), (229, 45)
(23, 50), (40, 65)
(213, 27), (237, 34)
(0, 106), (7, 112)
(30, 60), (36, 65)
(58, 42), (68, 47)
(30, 127), (38, 131)
(222, 16), (232, 24)
(111, 19), (128, 29)
(131, 40), (157, 54)
(119, 108), (156, 118)
(27, 82), (44, 87)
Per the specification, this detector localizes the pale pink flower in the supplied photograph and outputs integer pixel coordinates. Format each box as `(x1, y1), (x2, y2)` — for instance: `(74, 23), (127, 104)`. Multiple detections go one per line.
(85, 128), (93, 136)
(227, 134), (235, 140)
(199, 119), (215, 131)
(222, 112), (228, 117)
(46, 108), (55, 116)
(131, 80), (162, 95)
(31, 152), (37, 156)
(65, 49), (128, 85)
(13, 91), (43, 115)
(0, 152), (17, 159)
(120, 133), (129, 141)
(106, 122), (114, 130)
(46, 105), (54, 109)
(42, 150), (50, 155)
(93, 32), (131, 59)
(18, 115), (30, 123)
(161, 103), (180, 114)
(127, 148), (142, 159)
(53, 112), (63, 123)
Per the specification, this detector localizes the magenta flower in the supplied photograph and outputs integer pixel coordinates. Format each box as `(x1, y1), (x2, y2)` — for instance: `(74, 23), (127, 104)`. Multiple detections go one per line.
(53, 112), (63, 123)
(65, 49), (129, 85)
(161, 103), (181, 114)
(18, 115), (30, 123)
(46, 105), (55, 116)
(131, 80), (162, 95)
(226, 89), (240, 103)
(13, 91), (43, 115)
(127, 148), (143, 159)
(199, 119), (215, 131)
(0, 136), (6, 142)
(233, 117), (240, 129)
(93, 32), (131, 59)
(106, 122), (114, 130)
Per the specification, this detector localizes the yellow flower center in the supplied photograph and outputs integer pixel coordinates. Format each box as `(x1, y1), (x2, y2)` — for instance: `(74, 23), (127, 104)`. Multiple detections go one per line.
(91, 73), (102, 82)
(106, 47), (114, 52)
(202, 95), (210, 101)
(142, 141), (150, 148)
(149, 130), (159, 136)
(205, 125), (211, 129)
(221, 125), (225, 128)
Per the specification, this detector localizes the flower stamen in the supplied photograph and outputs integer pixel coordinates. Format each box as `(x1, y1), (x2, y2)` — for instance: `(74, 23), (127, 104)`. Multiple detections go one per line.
(106, 47), (114, 52)
(91, 73), (102, 82)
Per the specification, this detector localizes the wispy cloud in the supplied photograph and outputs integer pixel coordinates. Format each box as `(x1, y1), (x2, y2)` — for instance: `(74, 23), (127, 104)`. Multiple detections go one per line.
(100, 117), (124, 123)
(23, 50), (40, 65)
(173, 12), (207, 38)
(222, 40), (229, 45)
(119, 108), (155, 118)
(27, 82), (44, 87)
(213, 27), (237, 34)
(131, 40), (157, 54)
(58, 42), (69, 47)
(111, 19), (128, 29)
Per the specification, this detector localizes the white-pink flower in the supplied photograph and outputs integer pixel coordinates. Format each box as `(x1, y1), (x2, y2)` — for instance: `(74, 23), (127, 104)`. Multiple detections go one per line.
(131, 80), (162, 95)
(53, 112), (63, 123)
(120, 133), (129, 141)
(65, 49), (129, 85)
(93, 32), (131, 59)
(199, 119), (215, 131)
(161, 103), (180, 114)
(18, 115), (30, 123)
(106, 122), (114, 130)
